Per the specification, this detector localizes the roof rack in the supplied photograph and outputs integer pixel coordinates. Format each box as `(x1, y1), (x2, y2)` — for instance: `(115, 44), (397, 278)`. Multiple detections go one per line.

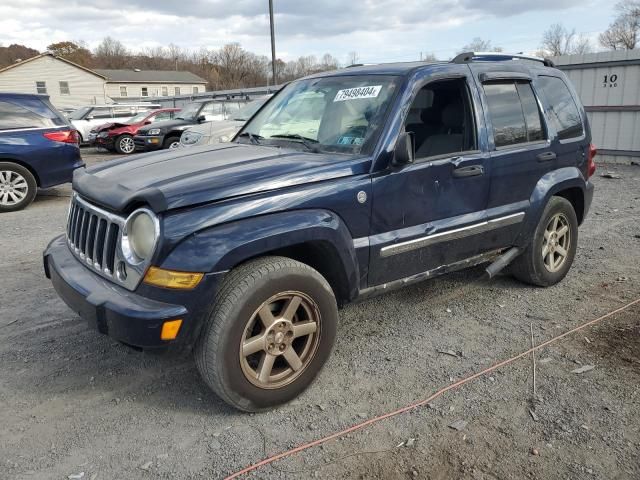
(451, 52), (555, 68)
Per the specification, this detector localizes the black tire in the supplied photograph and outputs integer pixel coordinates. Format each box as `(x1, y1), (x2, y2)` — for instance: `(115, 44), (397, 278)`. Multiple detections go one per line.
(0, 162), (37, 212)
(195, 256), (338, 412)
(114, 134), (135, 154)
(163, 136), (180, 150)
(511, 196), (578, 287)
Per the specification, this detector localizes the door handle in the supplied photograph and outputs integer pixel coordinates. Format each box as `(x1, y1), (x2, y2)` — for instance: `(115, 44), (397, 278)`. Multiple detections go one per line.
(452, 164), (484, 178)
(537, 151), (557, 162)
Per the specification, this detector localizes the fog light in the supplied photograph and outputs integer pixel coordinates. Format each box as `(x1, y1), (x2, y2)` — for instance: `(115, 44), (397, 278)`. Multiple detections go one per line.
(161, 319), (183, 340)
(148, 138), (160, 144)
(143, 266), (203, 289)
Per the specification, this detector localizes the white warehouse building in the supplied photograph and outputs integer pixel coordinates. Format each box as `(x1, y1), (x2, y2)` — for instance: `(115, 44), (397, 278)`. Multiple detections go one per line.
(0, 53), (207, 109)
(554, 49), (640, 164)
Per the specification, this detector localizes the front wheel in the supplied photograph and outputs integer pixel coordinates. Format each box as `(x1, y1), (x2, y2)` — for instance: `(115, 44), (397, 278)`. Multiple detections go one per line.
(511, 196), (578, 287)
(195, 256), (338, 411)
(0, 162), (37, 212)
(163, 136), (180, 150)
(115, 134), (135, 154)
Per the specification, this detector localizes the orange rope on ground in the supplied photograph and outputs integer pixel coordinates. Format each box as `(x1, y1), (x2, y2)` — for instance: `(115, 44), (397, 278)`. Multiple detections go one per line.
(224, 297), (640, 480)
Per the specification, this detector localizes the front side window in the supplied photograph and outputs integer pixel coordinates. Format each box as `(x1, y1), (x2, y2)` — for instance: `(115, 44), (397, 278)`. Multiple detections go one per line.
(199, 102), (223, 119)
(240, 75), (400, 155)
(120, 86), (128, 97)
(59, 81), (70, 95)
(91, 107), (113, 119)
(35, 81), (47, 94)
(537, 76), (583, 140)
(484, 81), (546, 148)
(405, 78), (477, 159)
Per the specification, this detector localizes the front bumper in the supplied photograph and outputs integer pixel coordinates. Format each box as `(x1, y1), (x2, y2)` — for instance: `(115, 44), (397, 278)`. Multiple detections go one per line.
(92, 135), (115, 149)
(134, 134), (164, 151)
(44, 235), (218, 349)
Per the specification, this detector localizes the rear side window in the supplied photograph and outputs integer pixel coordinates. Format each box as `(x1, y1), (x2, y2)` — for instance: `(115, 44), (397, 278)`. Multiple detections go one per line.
(537, 76), (583, 140)
(483, 81), (545, 148)
(0, 100), (58, 130)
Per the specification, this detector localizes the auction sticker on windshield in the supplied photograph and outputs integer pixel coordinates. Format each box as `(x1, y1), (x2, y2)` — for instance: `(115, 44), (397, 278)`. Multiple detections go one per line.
(334, 85), (382, 102)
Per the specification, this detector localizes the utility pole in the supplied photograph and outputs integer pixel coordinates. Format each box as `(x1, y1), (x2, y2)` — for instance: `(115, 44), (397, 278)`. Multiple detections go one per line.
(269, 0), (277, 85)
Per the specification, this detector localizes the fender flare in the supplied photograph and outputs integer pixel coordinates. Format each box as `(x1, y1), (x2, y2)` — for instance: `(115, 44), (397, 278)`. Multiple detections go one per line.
(515, 167), (586, 246)
(160, 208), (360, 298)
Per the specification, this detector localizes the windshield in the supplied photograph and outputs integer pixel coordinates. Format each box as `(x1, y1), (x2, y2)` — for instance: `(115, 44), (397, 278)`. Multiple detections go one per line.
(239, 75), (399, 154)
(176, 102), (202, 120)
(68, 106), (92, 120)
(232, 98), (268, 121)
(127, 111), (152, 123)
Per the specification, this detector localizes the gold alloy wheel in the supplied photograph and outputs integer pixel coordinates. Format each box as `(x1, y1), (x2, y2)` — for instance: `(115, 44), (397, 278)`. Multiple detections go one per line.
(542, 212), (571, 273)
(239, 291), (321, 389)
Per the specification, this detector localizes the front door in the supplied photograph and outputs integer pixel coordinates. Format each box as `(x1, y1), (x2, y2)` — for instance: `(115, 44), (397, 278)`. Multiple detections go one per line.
(368, 75), (492, 286)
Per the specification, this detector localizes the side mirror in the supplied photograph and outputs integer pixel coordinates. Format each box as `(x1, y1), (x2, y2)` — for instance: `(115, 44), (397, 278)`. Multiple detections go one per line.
(143, 120), (152, 125)
(197, 115), (207, 123)
(393, 131), (415, 167)
(86, 116), (94, 121)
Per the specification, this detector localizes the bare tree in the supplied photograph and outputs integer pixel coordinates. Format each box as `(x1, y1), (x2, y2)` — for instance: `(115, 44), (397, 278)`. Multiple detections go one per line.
(540, 24), (592, 56)
(421, 52), (438, 61)
(94, 37), (129, 68)
(346, 51), (359, 65)
(600, 0), (640, 50)
(459, 38), (503, 53)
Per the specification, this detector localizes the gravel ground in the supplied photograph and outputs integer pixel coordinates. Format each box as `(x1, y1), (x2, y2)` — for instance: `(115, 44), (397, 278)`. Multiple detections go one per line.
(1, 149), (639, 480)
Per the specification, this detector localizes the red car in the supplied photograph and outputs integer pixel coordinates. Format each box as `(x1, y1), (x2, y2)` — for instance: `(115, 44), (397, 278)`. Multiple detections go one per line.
(89, 108), (180, 154)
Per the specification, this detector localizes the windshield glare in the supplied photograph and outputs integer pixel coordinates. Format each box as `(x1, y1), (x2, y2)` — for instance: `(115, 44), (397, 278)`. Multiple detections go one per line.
(176, 102), (201, 120)
(232, 98), (268, 121)
(239, 75), (399, 154)
(68, 106), (92, 120)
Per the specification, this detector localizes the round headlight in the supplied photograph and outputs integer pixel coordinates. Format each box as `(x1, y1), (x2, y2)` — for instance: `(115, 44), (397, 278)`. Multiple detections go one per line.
(126, 210), (158, 261)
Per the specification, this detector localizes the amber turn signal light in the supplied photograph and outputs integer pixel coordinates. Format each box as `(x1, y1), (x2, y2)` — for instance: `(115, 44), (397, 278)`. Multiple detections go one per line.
(161, 319), (183, 340)
(143, 266), (203, 289)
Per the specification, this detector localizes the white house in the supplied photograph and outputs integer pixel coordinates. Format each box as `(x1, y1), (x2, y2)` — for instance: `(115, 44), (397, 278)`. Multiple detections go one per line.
(0, 53), (207, 109)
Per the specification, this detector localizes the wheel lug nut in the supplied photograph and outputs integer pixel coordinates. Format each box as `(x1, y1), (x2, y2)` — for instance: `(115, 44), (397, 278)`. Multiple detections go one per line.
(279, 344), (286, 351)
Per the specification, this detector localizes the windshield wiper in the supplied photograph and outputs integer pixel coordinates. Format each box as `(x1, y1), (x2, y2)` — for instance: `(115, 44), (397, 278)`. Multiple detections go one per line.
(269, 134), (319, 152)
(237, 131), (263, 145)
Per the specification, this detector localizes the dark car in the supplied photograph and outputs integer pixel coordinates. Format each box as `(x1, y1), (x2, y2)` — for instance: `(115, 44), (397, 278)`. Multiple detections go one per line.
(0, 93), (83, 212)
(134, 99), (248, 151)
(45, 53), (596, 411)
(90, 108), (180, 154)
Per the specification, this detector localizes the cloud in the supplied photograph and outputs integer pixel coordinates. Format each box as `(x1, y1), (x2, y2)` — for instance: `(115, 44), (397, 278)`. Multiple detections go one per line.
(0, 0), (605, 62)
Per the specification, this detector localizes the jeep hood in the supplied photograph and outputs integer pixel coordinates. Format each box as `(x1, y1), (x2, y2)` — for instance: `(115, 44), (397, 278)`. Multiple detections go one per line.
(73, 143), (370, 212)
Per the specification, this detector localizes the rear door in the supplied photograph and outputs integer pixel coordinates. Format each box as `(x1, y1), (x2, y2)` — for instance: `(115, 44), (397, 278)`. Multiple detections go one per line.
(471, 67), (555, 248)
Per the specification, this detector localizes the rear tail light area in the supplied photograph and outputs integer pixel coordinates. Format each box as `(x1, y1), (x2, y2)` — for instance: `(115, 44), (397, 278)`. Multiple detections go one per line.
(587, 143), (597, 178)
(43, 129), (80, 144)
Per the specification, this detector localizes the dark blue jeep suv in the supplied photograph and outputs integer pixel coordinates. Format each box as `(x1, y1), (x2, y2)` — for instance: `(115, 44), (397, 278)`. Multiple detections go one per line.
(0, 93), (83, 212)
(44, 53), (596, 411)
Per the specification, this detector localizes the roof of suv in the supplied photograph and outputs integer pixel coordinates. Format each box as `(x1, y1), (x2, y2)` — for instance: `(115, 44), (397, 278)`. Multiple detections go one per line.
(305, 53), (557, 79)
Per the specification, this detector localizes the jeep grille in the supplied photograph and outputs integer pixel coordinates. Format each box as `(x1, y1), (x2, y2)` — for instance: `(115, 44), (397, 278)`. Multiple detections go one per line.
(66, 194), (123, 277)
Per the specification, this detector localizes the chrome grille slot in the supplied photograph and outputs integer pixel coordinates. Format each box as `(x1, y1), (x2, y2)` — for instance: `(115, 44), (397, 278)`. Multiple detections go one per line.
(66, 194), (125, 278)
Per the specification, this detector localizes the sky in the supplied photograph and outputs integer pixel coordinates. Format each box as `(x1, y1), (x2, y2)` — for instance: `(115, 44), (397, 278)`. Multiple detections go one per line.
(0, 0), (620, 63)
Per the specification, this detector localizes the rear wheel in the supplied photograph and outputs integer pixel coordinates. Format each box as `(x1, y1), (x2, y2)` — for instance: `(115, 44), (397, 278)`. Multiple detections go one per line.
(195, 256), (338, 411)
(115, 134), (135, 154)
(163, 136), (180, 149)
(0, 162), (37, 212)
(511, 196), (578, 286)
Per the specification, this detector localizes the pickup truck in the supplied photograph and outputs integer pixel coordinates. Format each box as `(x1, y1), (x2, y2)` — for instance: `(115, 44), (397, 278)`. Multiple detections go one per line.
(44, 53), (596, 411)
